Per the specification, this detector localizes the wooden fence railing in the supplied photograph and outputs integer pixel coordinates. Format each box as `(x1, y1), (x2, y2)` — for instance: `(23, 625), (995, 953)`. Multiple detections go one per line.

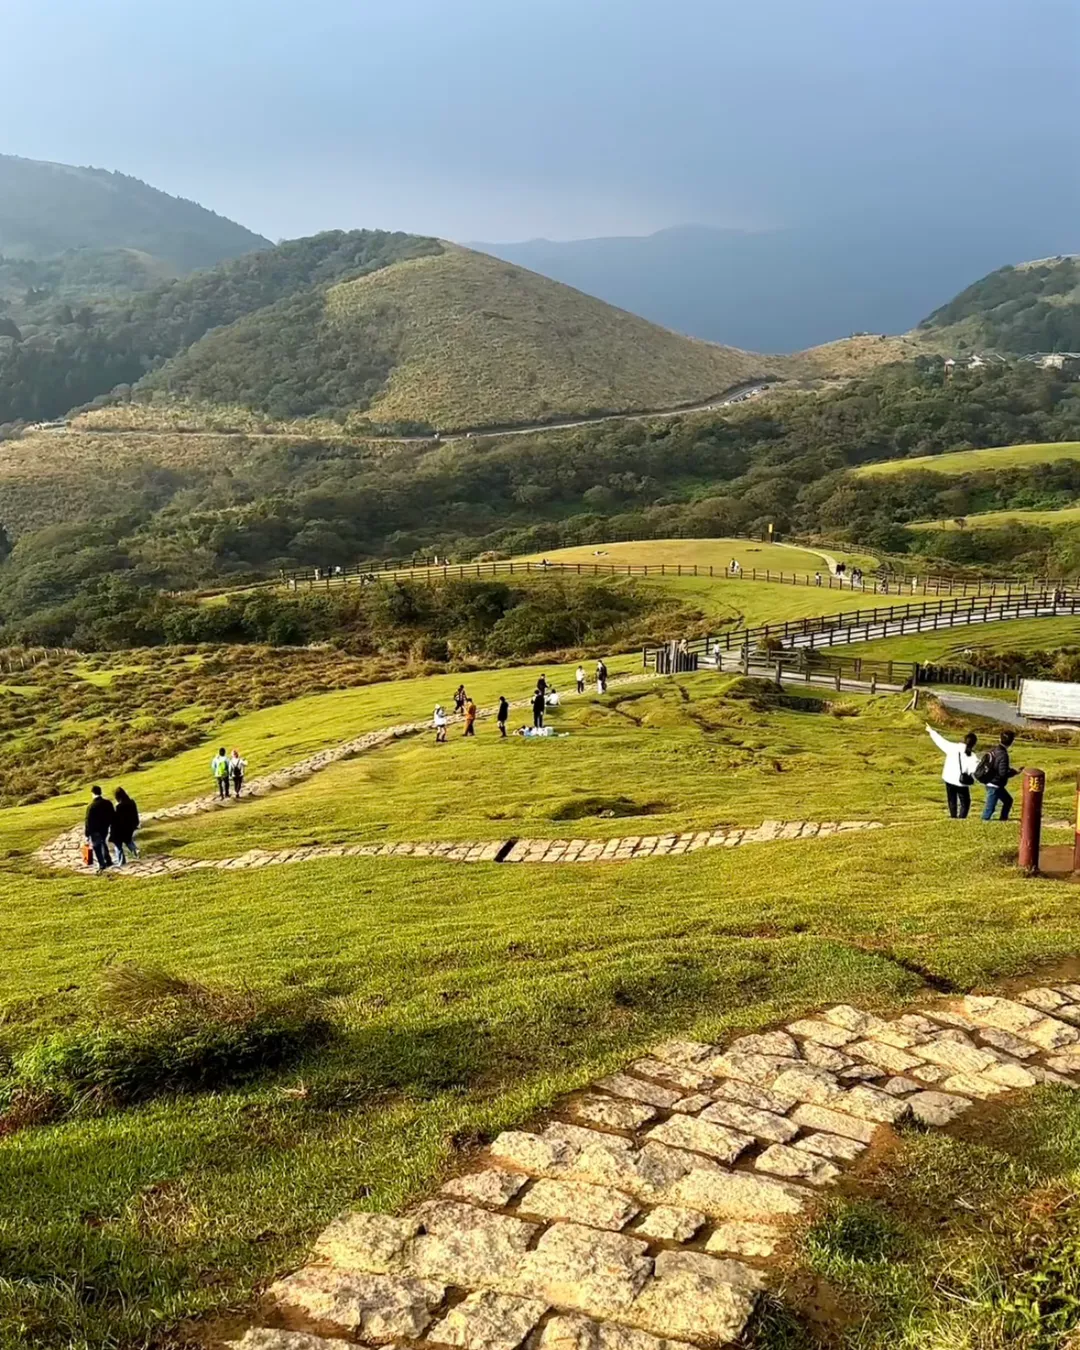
(643, 590), (1080, 671)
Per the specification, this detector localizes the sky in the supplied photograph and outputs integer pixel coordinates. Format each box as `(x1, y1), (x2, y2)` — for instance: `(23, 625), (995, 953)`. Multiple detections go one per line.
(4, 0), (1078, 244)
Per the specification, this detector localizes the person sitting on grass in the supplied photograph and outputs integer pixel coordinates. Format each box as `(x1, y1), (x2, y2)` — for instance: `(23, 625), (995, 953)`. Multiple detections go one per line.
(925, 724), (979, 819)
(211, 747), (230, 799)
(546, 685), (560, 708)
(464, 697), (478, 736)
(110, 786), (141, 864)
(84, 785), (115, 872)
(980, 730), (1020, 822)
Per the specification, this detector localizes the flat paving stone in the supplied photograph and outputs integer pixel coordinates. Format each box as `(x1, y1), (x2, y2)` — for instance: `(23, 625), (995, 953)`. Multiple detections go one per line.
(313, 1211), (419, 1271)
(441, 1168), (528, 1207)
(699, 1099), (799, 1144)
(426, 1291), (547, 1350)
(628, 1249), (760, 1344)
(571, 1096), (658, 1131)
(518, 1179), (639, 1231)
(643, 1115), (755, 1164)
(513, 1222), (652, 1316)
(632, 1205), (705, 1243)
(754, 1144), (841, 1187)
(270, 1267), (445, 1341)
(705, 1220), (784, 1258)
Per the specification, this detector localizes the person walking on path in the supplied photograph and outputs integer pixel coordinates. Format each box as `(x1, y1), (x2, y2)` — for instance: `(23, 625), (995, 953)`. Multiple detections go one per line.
(925, 724), (979, 819)
(84, 785), (115, 872)
(433, 705), (448, 743)
(497, 696), (509, 736)
(532, 687), (546, 729)
(110, 787), (140, 864)
(464, 697), (477, 736)
(596, 659), (608, 694)
(212, 747), (231, 799)
(453, 685), (467, 715)
(979, 730), (1020, 821)
(576, 665), (586, 695)
(229, 749), (247, 798)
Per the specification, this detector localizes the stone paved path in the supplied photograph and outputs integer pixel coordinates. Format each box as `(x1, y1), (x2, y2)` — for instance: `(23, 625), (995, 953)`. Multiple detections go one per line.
(34, 672), (883, 878)
(230, 983), (1080, 1350)
(47, 819), (885, 879)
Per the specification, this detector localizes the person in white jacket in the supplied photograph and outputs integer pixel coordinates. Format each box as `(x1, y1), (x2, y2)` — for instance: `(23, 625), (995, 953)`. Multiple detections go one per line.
(926, 724), (980, 819)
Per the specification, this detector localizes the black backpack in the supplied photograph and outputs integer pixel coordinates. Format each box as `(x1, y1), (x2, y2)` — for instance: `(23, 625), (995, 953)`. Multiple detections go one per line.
(973, 751), (995, 785)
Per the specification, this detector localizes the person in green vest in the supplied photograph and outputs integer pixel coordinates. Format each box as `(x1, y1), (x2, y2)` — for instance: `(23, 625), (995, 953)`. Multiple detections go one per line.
(211, 747), (231, 799)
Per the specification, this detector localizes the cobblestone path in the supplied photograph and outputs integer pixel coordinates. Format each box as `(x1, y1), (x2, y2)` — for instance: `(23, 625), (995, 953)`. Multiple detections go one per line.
(34, 673), (883, 877)
(231, 984), (1080, 1350)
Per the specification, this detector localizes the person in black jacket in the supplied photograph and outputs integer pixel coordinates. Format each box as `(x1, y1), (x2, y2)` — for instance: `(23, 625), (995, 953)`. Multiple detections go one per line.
(532, 688), (545, 729)
(497, 696), (509, 737)
(981, 730), (1019, 821)
(84, 785), (115, 871)
(110, 787), (140, 865)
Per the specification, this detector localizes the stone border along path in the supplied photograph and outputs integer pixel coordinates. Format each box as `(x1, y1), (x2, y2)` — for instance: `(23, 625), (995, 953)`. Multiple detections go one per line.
(230, 984), (1080, 1350)
(33, 671), (884, 878)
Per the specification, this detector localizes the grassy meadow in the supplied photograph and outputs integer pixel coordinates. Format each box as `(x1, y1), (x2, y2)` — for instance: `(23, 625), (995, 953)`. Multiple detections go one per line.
(853, 440), (1080, 479)
(517, 536), (880, 575)
(9, 558), (1080, 1347)
(850, 616), (1080, 664)
(910, 503), (1080, 531)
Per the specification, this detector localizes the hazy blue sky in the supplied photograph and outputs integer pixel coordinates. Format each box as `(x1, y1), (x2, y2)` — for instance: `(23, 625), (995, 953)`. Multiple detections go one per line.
(6, 0), (1077, 242)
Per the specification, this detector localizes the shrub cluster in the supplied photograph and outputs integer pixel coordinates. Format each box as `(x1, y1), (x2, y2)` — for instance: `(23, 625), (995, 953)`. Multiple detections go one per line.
(0, 966), (330, 1132)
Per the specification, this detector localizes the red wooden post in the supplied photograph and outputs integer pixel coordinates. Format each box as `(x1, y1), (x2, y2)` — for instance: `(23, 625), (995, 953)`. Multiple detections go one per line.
(1019, 768), (1045, 873)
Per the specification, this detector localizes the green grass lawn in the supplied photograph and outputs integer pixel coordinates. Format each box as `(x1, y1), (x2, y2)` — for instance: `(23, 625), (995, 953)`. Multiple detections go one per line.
(765, 1087), (1080, 1348)
(910, 503), (1080, 531)
(155, 676), (1077, 863)
(6, 815), (1080, 1350)
(849, 616), (1080, 664)
(519, 536), (879, 574)
(8, 632), (1080, 1348)
(853, 441), (1080, 479)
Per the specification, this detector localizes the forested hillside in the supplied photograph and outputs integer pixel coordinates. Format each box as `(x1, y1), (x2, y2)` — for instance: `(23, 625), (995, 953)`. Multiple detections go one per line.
(0, 231), (444, 426)
(920, 256), (1080, 353)
(2, 360), (1078, 647)
(0, 154), (269, 270)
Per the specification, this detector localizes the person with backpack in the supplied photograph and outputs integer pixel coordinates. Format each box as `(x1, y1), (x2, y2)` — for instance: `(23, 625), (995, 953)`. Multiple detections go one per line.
(453, 685), (467, 715)
(497, 696), (509, 737)
(211, 747), (231, 799)
(229, 749), (247, 798)
(976, 729), (1020, 821)
(84, 785), (115, 872)
(925, 724), (979, 819)
(110, 787), (140, 864)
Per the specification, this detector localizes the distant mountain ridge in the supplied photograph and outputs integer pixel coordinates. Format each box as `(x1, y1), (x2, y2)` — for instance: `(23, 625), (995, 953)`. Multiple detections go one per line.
(474, 220), (1080, 353)
(0, 154), (270, 272)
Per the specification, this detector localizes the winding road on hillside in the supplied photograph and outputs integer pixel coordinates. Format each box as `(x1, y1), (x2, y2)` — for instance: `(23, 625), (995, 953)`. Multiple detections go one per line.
(38, 382), (773, 446)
